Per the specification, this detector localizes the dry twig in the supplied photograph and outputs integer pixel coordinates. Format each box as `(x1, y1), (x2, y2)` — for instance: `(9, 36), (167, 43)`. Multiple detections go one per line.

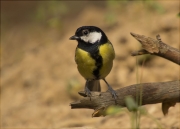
(130, 32), (180, 65)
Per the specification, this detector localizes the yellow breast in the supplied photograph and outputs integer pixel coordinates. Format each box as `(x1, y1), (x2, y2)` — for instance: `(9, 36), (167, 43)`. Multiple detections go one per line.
(75, 48), (96, 79)
(99, 42), (115, 78)
(75, 41), (115, 80)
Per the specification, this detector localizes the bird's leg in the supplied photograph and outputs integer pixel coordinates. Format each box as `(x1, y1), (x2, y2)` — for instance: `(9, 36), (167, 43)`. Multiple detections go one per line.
(103, 78), (118, 100)
(84, 80), (92, 98)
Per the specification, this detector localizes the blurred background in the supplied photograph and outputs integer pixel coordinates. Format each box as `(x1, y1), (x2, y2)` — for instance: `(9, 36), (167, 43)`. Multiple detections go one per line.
(1, 1), (179, 128)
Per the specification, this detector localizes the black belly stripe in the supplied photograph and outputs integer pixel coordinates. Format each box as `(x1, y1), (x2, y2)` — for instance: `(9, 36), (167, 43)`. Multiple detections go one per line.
(77, 40), (105, 79)
(90, 50), (103, 79)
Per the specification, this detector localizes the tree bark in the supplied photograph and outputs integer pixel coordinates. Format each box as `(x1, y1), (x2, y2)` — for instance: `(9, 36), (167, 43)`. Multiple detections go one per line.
(130, 33), (180, 65)
(71, 81), (179, 108)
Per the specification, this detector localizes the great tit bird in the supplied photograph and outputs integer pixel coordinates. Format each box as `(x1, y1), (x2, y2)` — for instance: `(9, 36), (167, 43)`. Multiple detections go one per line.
(69, 26), (117, 99)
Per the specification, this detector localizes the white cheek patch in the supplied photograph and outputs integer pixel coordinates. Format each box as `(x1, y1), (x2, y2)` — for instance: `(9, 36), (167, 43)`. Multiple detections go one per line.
(80, 32), (102, 44)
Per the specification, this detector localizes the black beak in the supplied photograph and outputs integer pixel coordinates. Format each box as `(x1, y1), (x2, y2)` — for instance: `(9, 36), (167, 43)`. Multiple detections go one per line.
(69, 35), (79, 40)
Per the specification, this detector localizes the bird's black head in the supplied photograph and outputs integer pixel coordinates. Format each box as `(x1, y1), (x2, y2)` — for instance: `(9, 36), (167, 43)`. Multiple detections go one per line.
(69, 26), (108, 44)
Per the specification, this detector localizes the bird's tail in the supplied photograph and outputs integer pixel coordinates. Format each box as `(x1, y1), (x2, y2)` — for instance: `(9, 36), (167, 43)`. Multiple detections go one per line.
(86, 80), (101, 92)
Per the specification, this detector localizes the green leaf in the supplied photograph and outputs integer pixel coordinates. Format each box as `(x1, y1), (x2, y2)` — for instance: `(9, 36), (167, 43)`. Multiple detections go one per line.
(125, 96), (138, 112)
(177, 12), (180, 18)
(106, 105), (122, 115)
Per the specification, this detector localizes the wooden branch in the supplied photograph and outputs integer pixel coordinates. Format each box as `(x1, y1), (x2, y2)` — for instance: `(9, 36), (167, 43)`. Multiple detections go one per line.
(130, 32), (180, 65)
(70, 33), (180, 116)
(71, 81), (179, 109)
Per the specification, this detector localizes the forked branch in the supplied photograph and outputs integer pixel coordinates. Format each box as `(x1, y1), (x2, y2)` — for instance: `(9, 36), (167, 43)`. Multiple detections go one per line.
(130, 32), (180, 65)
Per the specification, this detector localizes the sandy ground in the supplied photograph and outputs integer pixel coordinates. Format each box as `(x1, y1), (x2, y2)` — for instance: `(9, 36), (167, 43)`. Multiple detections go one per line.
(1, 1), (180, 129)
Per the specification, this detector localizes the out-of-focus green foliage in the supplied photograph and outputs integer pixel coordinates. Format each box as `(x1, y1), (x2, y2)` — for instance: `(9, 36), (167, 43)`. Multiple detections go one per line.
(105, 0), (165, 27)
(105, 96), (162, 128)
(105, 105), (123, 115)
(105, 0), (128, 26)
(67, 79), (82, 100)
(142, 0), (165, 14)
(137, 54), (154, 66)
(104, 12), (116, 26)
(35, 1), (68, 30)
(106, 0), (126, 9)
(106, 0), (166, 14)
(125, 96), (138, 112)
(177, 12), (180, 18)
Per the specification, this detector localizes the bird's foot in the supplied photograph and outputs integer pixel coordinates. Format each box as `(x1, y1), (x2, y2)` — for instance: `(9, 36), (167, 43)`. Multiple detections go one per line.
(103, 78), (118, 102)
(108, 86), (118, 100)
(84, 86), (92, 98)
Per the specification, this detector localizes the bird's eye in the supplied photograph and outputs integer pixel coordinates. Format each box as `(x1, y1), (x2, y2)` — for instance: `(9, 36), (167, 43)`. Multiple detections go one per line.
(82, 30), (89, 35)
